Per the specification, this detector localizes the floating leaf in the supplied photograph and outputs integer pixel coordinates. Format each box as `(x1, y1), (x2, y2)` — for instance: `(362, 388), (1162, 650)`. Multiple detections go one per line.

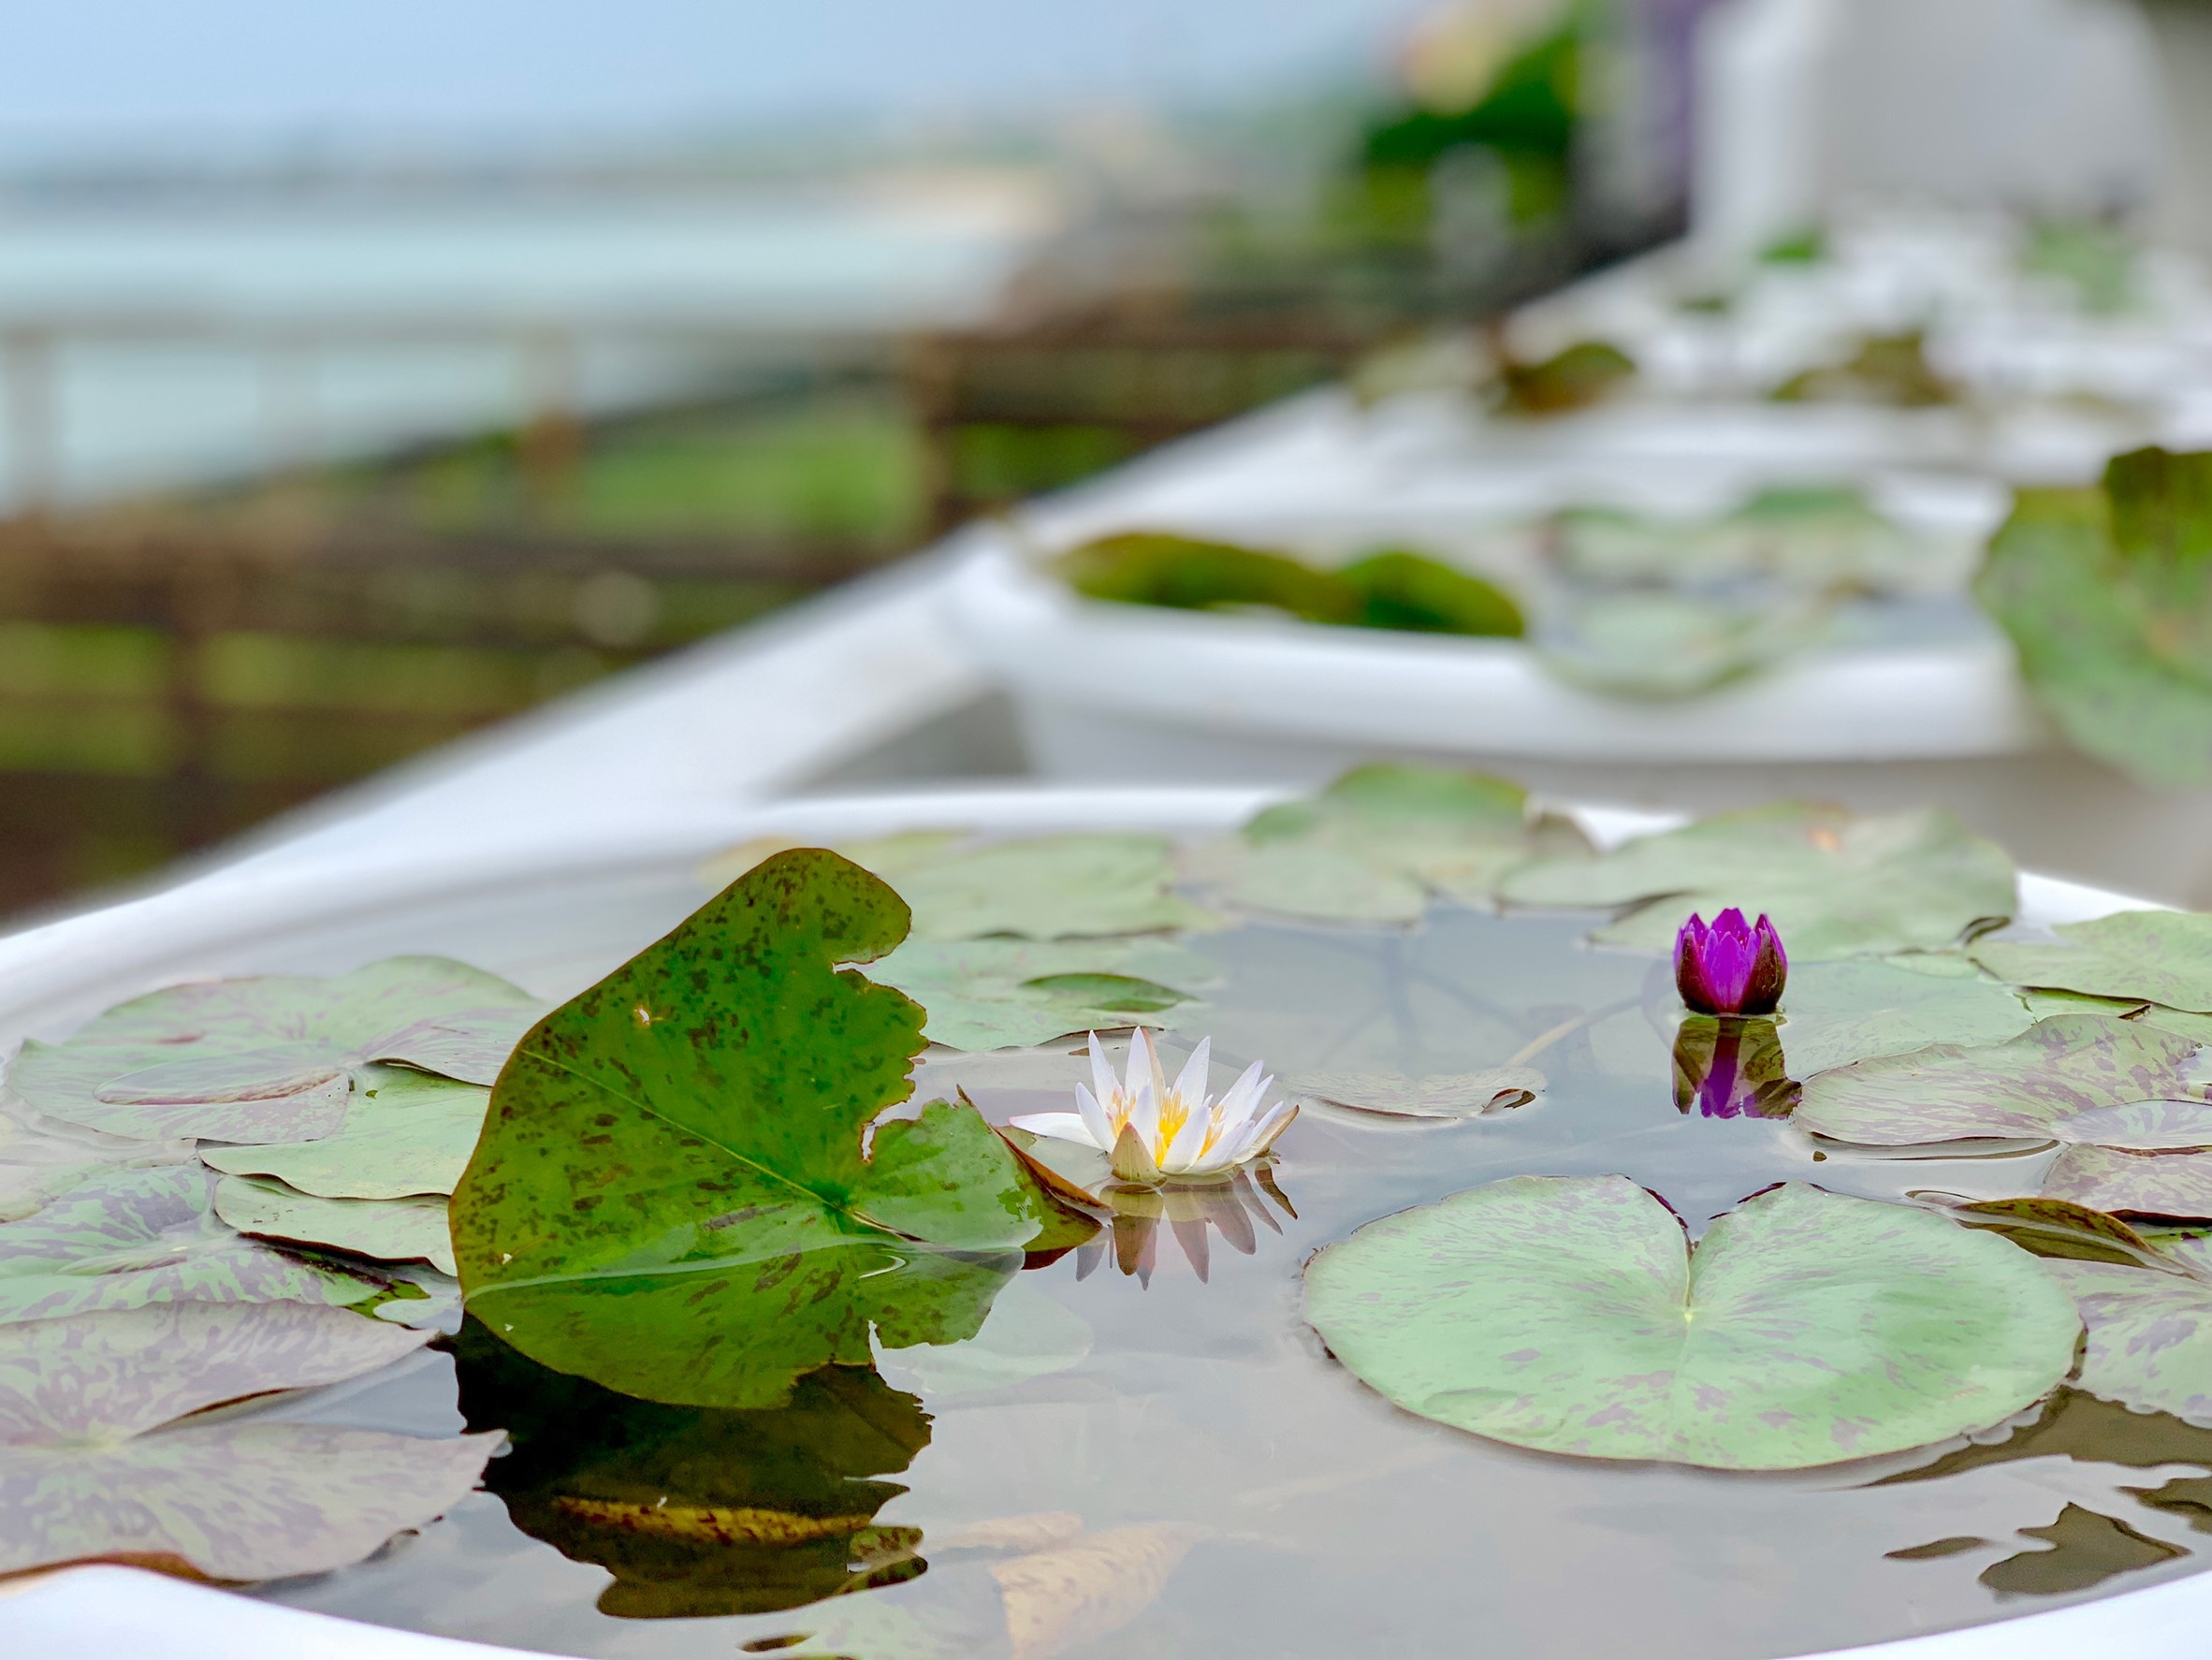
(0, 1164), (381, 1324)
(1773, 959), (2031, 1079)
(1499, 803), (2016, 959)
(2055, 1100), (2212, 1150)
(1535, 591), (1825, 700)
(2043, 1260), (2212, 1422)
(1205, 764), (1591, 924)
(1793, 1015), (2199, 1146)
(1973, 911), (2212, 1014)
(871, 939), (1212, 1052)
(1939, 1195), (2171, 1266)
(452, 850), (1086, 1408)
(2042, 1144), (2212, 1219)
(1977, 453), (2212, 787)
(1302, 1176), (2079, 1470)
(1293, 1067), (1545, 1118)
(8, 957), (542, 1143)
(875, 834), (1215, 942)
(0, 1114), (193, 1223)
(1057, 531), (1360, 623)
(1335, 549), (1523, 638)
(1977, 1504), (2185, 1596)
(0, 1300), (495, 1580)
(200, 1066), (488, 1200)
(454, 1322), (929, 1619)
(214, 1175), (454, 1275)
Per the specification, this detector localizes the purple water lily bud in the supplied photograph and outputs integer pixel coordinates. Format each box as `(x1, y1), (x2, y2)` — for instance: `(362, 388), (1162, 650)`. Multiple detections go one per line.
(1674, 909), (1786, 1015)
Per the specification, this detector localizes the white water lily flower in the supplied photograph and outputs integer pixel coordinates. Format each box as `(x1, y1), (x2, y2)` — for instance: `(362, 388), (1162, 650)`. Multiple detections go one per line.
(1009, 1030), (1297, 1186)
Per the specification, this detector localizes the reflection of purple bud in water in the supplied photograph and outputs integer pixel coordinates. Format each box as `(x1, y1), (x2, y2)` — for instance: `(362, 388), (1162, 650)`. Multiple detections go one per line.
(1673, 1016), (1798, 1120)
(1674, 910), (1787, 1015)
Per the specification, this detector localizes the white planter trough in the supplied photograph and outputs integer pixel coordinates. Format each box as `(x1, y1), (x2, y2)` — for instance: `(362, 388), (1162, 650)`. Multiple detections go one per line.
(3, 782), (2211, 1660)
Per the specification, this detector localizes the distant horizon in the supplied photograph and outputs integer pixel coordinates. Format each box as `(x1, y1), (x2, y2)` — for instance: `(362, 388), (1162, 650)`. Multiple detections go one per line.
(0, 0), (1422, 165)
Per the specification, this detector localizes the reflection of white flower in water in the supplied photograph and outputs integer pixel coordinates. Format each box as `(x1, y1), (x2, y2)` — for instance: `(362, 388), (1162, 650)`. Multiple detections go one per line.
(1008, 1030), (1297, 1187)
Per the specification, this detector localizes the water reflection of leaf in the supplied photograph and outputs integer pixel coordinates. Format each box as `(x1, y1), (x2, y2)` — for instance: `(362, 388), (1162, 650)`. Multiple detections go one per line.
(1875, 1387), (2212, 1485)
(453, 1321), (931, 1619)
(1978, 1504), (2185, 1595)
(1077, 1170), (1297, 1286)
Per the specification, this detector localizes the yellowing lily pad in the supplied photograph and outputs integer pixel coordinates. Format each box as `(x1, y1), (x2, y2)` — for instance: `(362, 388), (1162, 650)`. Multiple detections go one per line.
(1974, 910), (2212, 1014)
(1793, 1015), (2200, 1146)
(1302, 1175), (2080, 1470)
(200, 1065), (488, 1200)
(0, 1301), (495, 1580)
(1499, 802), (2016, 959)
(8, 957), (542, 1143)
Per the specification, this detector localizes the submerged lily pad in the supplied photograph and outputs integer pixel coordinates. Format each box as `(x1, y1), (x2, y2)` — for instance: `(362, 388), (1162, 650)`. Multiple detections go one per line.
(2042, 1260), (2212, 1424)
(1793, 1016), (2200, 1146)
(0, 1164), (382, 1323)
(1302, 1175), (2080, 1469)
(200, 1066), (488, 1200)
(1973, 911), (2212, 1014)
(214, 1175), (455, 1275)
(8, 957), (542, 1143)
(1203, 764), (1590, 924)
(0, 1300), (496, 1580)
(1498, 803), (2016, 959)
(452, 850), (1087, 1408)
(1774, 960), (2032, 1079)
(871, 938), (1213, 1052)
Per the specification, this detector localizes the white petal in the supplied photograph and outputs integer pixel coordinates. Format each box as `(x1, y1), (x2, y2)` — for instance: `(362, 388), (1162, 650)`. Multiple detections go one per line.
(1246, 1100), (1299, 1157)
(1007, 1112), (1105, 1150)
(1213, 1060), (1268, 1123)
(1072, 1083), (1118, 1150)
(1171, 1039), (1214, 1114)
(1086, 1033), (1119, 1109)
(1160, 1099), (1215, 1173)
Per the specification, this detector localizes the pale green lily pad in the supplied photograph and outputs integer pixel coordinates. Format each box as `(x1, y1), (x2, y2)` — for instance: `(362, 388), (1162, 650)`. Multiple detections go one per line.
(865, 833), (1215, 941)
(453, 850), (1086, 1408)
(1776, 960), (2032, 1078)
(870, 1278), (1094, 1397)
(2043, 1260), (2212, 1424)
(0, 1301), (494, 1580)
(2043, 1145), (2212, 1219)
(0, 1164), (382, 1323)
(7, 956), (542, 1143)
(215, 1174), (455, 1275)
(0, 1114), (194, 1223)
(2017, 989), (2212, 1044)
(200, 1066), (488, 1200)
(1302, 1176), (2078, 1469)
(1793, 1015), (2200, 1146)
(2056, 1100), (2212, 1150)
(871, 938), (1213, 1052)
(1974, 911), (2212, 1014)
(1536, 591), (1825, 700)
(1201, 764), (1592, 924)
(1499, 803), (2016, 959)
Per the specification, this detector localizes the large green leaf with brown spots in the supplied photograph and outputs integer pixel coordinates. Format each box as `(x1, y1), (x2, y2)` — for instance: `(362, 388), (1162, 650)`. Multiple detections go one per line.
(451, 850), (1088, 1409)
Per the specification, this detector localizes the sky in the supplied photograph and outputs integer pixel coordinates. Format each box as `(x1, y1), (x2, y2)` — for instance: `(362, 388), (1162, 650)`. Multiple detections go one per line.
(0, 0), (1428, 155)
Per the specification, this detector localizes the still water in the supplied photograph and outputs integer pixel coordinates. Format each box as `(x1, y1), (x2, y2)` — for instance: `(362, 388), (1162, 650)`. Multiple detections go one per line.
(93, 862), (2202, 1659)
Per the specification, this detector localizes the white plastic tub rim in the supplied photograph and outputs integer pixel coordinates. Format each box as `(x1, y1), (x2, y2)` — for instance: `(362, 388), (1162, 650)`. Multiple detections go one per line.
(945, 532), (2047, 765)
(0, 781), (2193, 1659)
